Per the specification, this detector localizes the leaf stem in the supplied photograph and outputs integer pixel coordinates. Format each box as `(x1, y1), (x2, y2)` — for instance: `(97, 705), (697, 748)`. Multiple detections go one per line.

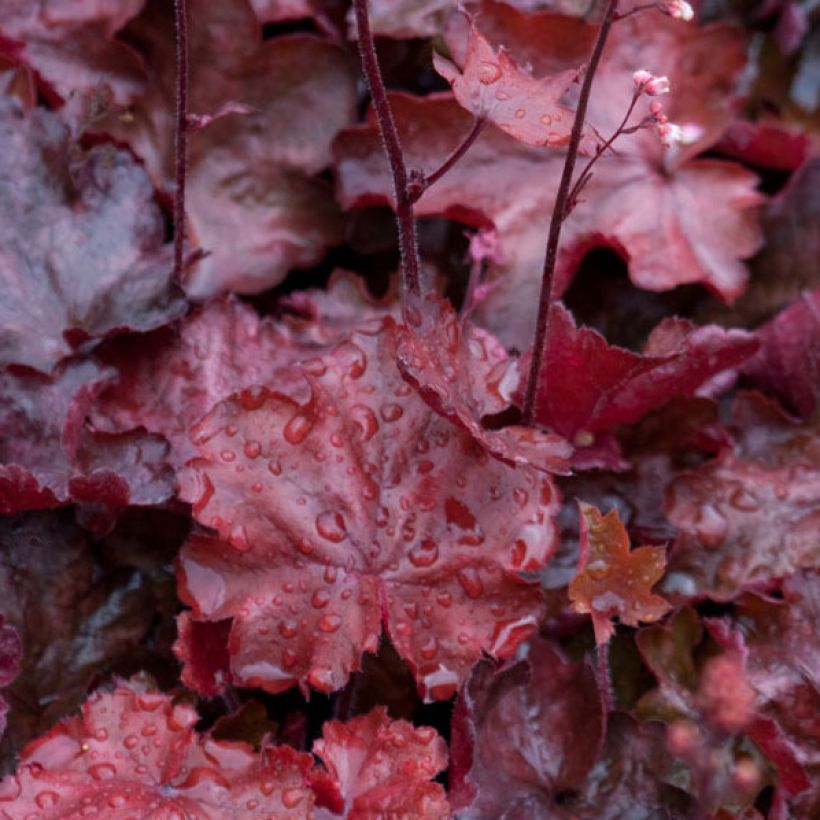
(173, 0), (189, 283)
(522, 0), (621, 424)
(353, 0), (421, 295)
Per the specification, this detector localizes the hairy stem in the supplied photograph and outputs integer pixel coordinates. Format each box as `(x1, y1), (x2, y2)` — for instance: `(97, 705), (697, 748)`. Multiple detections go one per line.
(415, 116), (487, 199)
(353, 0), (421, 295)
(522, 0), (621, 424)
(173, 0), (189, 282)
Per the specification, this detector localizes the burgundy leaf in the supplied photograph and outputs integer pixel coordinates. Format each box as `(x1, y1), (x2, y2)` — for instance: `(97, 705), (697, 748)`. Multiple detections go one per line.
(396, 293), (571, 473)
(530, 303), (758, 448)
(450, 638), (605, 817)
(743, 289), (820, 419)
(0, 510), (183, 770)
(176, 318), (560, 699)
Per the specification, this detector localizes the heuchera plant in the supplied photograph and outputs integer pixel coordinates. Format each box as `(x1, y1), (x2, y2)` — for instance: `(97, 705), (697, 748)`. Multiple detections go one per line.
(0, 0), (818, 816)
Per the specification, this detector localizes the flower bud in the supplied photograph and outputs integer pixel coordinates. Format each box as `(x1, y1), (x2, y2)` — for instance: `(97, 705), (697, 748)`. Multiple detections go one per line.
(662, 1), (695, 21)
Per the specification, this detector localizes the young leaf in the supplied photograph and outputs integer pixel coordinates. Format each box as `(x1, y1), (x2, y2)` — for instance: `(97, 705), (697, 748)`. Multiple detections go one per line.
(569, 502), (671, 645)
(176, 318), (560, 700)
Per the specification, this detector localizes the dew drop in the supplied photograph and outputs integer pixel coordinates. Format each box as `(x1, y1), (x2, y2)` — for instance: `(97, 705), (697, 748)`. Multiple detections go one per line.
(89, 763), (117, 781)
(35, 791), (59, 809)
(243, 440), (262, 459)
(284, 412), (313, 444)
(380, 403), (404, 422)
(479, 61), (502, 84)
(514, 108), (526, 119)
(586, 559), (609, 580)
(539, 113), (553, 125)
(220, 449), (236, 463)
(457, 567), (484, 599)
(311, 589), (332, 609)
(229, 524), (251, 552)
(728, 487), (760, 512)
(108, 794), (128, 808)
(282, 648), (298, 668)
(239, 385), (267, 410)
(316, 510), (347, 543)
(420, 636), (439, 660)
(282, 788), (305, 808)
(123, 734), (139, 750)
(408, 539), (439, 567)
(267, 459), (282, 476)
(350, 403), (379, 442)
(317, 614), (342, 633)
(279, 619), (298, 638)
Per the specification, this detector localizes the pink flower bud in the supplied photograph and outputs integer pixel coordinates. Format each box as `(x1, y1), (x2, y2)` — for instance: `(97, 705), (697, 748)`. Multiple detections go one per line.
(656, 121), (685, 147)
(632, 69), (653, 89)
(662, 1), (695, 21)
(645, 76), (671, 96)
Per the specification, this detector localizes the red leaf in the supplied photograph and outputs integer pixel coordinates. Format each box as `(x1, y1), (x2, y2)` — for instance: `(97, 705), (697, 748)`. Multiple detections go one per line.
(450, 638), (605, 816)
(396, 293), (571, 473)
(0, 684), (316, 817)
(434, 13), (579, 147)
(530, 303), (757, 453)
(98, 0), (356, 298)
(0, 100), (184, 375)
(743, 289), (820, 419)
(311, 707), (449, 818)
(176, 318), (559, 699)
(569, 502), (672, 645)
(664, 393), (820, 601)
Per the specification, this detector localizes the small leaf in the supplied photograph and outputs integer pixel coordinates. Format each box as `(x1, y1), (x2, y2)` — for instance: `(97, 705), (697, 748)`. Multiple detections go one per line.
(569, 502), (672, 645)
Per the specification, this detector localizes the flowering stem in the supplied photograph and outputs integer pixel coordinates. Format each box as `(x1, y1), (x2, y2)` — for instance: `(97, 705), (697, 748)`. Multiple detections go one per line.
(353, 0), (421, 295)
(563, 90), (641, 220)
(173, 0), (189, 283)
(411, 116), (487, 201)
(522, 0), (621, 424)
